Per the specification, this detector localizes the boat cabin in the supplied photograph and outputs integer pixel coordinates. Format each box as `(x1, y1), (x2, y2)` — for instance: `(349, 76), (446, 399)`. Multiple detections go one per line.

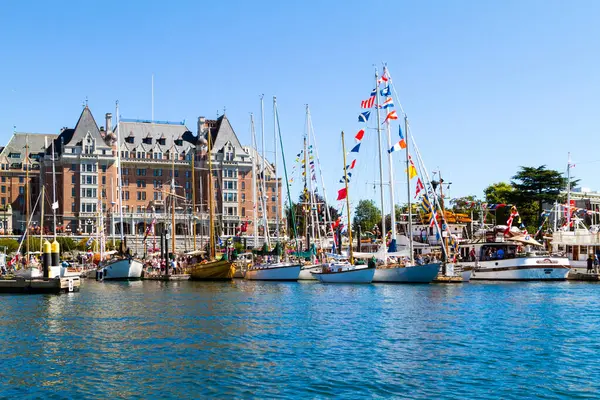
(479, 243), (519, 261)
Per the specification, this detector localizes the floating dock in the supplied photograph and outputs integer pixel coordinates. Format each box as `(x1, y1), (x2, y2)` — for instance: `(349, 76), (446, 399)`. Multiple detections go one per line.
(143, 274), (190, 281)
(0, 276), (81, 294)
(567, 268), (600, 281)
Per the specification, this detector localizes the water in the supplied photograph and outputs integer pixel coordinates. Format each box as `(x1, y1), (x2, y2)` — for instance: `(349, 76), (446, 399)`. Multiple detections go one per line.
(1, 280), (600, 399)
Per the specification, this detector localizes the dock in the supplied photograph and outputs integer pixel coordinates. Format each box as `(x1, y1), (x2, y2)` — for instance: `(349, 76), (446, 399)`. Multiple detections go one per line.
(433, 275), (465, 283)
(567, 268), (600, 281)
(0, 276), (81, 294)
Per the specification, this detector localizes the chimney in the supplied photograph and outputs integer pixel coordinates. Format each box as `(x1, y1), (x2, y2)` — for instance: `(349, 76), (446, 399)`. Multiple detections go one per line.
(105, 113), (113, 133)
(198, 116), (206, 135)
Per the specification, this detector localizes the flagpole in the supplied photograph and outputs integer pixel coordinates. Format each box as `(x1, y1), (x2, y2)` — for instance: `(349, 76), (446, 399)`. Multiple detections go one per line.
(341, 131), (353, 264)
(382, 66), (397, 250)
(374, 68), (386, 256)
(405, 116), (414, 264)
(250, 114), (258, 247)
(273, 97), (279, 243)
(567, 152), (571, 228)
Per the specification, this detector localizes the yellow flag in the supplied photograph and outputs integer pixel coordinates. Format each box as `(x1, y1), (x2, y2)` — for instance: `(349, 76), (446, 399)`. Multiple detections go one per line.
(405, 165), (417, 179)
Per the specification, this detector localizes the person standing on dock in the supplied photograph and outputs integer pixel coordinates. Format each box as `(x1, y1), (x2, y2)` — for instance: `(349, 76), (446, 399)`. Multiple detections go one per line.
(587, 254), (593, 274)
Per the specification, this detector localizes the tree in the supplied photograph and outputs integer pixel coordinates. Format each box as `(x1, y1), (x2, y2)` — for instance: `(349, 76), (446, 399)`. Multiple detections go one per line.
(510, 165), (568, 227)
(484, 182), (514, 204)
(286, 192), (340, 238)
(353, 199), (381, 234)
(0, 238), (19, 254)
(384, 204), (403, 234)
(450, 195), (479, 213)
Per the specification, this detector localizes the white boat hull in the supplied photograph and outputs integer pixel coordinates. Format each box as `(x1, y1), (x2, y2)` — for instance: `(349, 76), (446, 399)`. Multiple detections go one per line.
(373, 263), (440, 283)
(98, 258), (144, 280)
(470, 257), (570, 281)
(312, 266), (375, 283)
(298, 264), (320, 280)
(14, 268), (43, 279)
(244, 264), (301, 281)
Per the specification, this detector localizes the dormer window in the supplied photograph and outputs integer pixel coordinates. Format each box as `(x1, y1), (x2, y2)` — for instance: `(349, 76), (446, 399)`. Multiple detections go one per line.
(83, 134), (95, 154)
(174, 139), (183, 146)
(143, 137), (152, 145)
(126, 136), (135, 144)
(158, 138), (166, 145)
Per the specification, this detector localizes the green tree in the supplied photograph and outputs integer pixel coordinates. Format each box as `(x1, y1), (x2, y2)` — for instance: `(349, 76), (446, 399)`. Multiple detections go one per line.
(353, 199), (382, 233)
(510, 165), (568, 227)
(384, 204), (403, 234)
(483, 182), (515, 226)
(0, 238), (19, 253)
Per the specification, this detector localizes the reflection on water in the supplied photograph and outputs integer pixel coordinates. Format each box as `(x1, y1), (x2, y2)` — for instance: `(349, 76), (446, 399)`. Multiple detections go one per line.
(1, 280), (600, 398)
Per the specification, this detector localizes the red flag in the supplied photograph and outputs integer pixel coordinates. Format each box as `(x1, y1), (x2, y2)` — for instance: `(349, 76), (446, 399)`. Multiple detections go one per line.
(355, 129), (365, 141)
(383, 110), (398, 123)
(361, 97), (375, 109)
(337, 188), (347, 201)
(414, 178), (424, 198)
(349, 159), (356, 169)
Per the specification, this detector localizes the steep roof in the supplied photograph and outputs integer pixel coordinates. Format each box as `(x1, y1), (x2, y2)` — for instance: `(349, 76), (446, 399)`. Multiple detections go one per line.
(207, 115), (244, 154)
(70, 106), (105, 145)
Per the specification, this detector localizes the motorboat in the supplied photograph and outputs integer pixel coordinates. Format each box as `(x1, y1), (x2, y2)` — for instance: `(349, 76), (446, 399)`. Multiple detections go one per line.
(311, 261), (374, 283)
(244, 262), (301, 281)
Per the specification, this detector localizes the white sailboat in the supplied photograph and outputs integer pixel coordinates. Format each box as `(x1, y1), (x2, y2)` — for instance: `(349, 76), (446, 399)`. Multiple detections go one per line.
(312, 131), (375, 284)
(245, 96), (301, 281)
(97, 102), (143, 280)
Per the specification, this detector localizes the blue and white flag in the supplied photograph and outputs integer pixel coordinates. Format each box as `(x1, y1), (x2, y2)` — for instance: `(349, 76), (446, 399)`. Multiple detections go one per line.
(381, 97), (394, 109)
(380, 86), (391, 96)
(370, 88), (377, 97)
(86, 236), (94, 248)
(358, 111), (371, 122)
(350, 143), (361, 153)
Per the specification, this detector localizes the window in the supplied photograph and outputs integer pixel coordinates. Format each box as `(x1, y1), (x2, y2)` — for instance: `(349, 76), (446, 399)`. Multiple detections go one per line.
(0, 186), (4, 193)
(224, 181), (237, 190)
(72, 175), (76, 184)
(18, 186), (24, 194)
(122, 168), (129, 176)
(272, 206), (276, 213)
(153, 169), (163, 177)
(19, 177), (24, 183)
(136, 169), (146, 176)
(102, 176), (106, 185)
(241, 182), (245, 190)
(122, 191), (130, 200)
(143, 137), (152, 145)
(185, 171), (191, 178)
(71, 187), (75, 196)
(153, 152), (162, 159)
(174, 170), (179, 177)
(225, 151), (234, 162)
(223, 193), (237, 202)
(126, 136), (134, 144)
(174, 139), (183, 146)
(136, 180), (146, 188)
(137, 192), (146, 201)
(71, 202), (76, 212)
(101, 165), (107, 173)
(185, 182), (190, 189)
(0, 177), (4, 183)
(9, 152), (20, 158)
(1, 198), (5, 205)
(154, 192), (162, 200)
(102, 189), (106, 198)
(241, 207), (245, 217)
(241, 193), (245, 201)
(158, 138), (166, 145)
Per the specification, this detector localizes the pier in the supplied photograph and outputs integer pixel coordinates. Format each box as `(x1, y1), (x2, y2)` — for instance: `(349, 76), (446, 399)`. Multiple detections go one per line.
(0, 276), (81, 294)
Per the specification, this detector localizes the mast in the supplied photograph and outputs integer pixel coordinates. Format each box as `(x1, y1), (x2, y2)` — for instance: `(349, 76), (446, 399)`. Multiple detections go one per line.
(115, 101), (125, 244)
(39, 185), (44, 252)
(260, 95), (270, 247)
(405, 116), (414, 263)
(341, 131), (353, 264)
(25, 134), (30, 260)
(250, 114), (258, 247)
(303, 133), (309, 249)
(207, 127), (215, 260)
(383, 67), (397, 249)
(51, 138), (57, 240)
(567, 152), (571, 228)
(171, 139), (176, 257)
(192, 146), (197, 251)
(273, 97), (279, 241)
(374, 69), (386, 250)
(306, 106), (316, 249)
(438, 169), (449, 259)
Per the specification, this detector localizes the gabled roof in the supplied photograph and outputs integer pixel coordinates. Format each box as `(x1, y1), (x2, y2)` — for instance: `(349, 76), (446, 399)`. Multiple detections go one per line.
(118, 120), (195, 154)
(68, 106), (109, 148)
(207, 115), (244, 154)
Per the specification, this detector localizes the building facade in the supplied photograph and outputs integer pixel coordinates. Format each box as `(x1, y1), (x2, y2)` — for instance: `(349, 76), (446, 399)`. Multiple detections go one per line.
(1, 106), (283, 245)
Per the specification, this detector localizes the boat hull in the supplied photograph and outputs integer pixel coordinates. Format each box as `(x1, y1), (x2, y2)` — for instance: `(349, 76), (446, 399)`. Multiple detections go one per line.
(469, 257), (570, 281)
(244, 264), (301, 281)
(312, 266), (375, 283)
(190, 260), (234, 280)
(298, 264), (320, 280)
(373, 263), (440, 283)
(98, 258), (144, 280)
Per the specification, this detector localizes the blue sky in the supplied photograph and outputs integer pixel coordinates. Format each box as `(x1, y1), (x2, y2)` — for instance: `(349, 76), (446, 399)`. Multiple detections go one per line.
(1, 0), (600, 213)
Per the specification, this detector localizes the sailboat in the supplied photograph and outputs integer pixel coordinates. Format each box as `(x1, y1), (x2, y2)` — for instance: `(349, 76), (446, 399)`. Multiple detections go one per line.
(244, 96), (301, 281)
(97, 102), (143, 280)
(342, 67), (440, 283)
(189, 125), (234, 280)
(312, 131), (375, 283)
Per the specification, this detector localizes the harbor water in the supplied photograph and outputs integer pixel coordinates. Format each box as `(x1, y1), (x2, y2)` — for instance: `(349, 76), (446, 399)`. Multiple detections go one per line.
(2, 280), (600, 399)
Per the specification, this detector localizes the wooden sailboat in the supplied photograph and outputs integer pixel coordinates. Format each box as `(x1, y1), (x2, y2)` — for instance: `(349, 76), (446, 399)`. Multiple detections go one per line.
(189, 126), (234, 280)
(311, 131), (375, 284)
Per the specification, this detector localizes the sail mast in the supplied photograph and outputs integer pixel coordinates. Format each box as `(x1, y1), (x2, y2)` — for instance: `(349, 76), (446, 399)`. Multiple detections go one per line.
(39, 185), (44, 252)
(51, 138), (57, 240)
(405, 116), (414, 263)
(341, 131), (353, 264)
(260, 95), (270, 247)
(115, 101), (125, 243)
(273, 97), (279, 241)
(303, 129), (308, 249)
(374, 68), (386, 253)
(567, 152), (571, 228)
(383, 66), (397, 249)
(25, 134), (30, 260)
(207, 127), (215, 260)
(192, 145), (197, 251)
(306, 105), (316, 249)
(171, 138), (176, 257)
(250, 114), (258, 247)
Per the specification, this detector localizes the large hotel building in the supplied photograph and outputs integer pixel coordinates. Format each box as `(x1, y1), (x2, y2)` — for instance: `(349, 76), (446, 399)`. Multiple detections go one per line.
(0, 106), (282, 245)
